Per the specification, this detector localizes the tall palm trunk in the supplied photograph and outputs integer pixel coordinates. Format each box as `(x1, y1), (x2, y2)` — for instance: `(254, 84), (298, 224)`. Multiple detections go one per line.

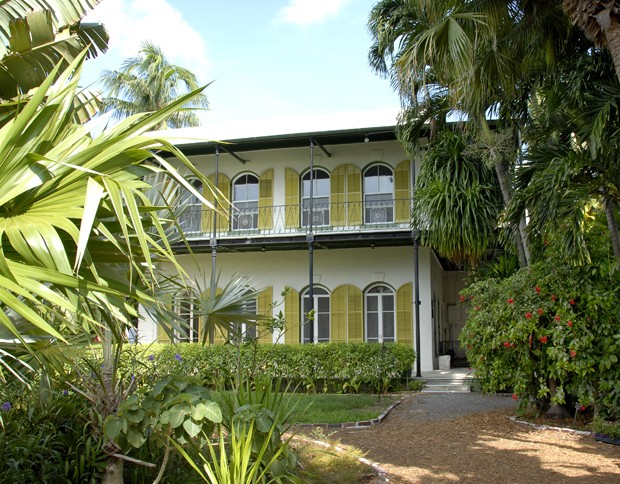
(604, 195), (620, 261)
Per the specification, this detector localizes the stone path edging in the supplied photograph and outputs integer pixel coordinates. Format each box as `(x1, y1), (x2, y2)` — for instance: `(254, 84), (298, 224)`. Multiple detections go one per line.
(509, 416), (592, 436)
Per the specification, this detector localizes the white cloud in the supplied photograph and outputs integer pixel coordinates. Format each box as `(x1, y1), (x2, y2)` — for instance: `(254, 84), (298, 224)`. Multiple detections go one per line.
(85, 0), (211, 83)
(274, 0), (351, 26)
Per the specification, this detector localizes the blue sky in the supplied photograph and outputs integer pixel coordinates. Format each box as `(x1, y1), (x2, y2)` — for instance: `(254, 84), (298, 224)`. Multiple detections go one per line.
(82, 0), (401, 137)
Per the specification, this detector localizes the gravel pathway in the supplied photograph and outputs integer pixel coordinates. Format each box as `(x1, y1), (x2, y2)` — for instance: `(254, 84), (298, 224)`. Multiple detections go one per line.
(397, 392), (518, 422)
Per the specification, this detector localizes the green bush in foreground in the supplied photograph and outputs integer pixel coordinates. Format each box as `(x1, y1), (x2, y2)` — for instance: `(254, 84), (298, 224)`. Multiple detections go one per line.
(461, 242), (620, 418)
(137, 342), (415, 394)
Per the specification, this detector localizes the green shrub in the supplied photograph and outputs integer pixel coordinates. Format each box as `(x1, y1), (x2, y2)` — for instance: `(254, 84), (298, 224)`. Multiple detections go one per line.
(133, 342), (415, 394)
(461, 243), (620, 418)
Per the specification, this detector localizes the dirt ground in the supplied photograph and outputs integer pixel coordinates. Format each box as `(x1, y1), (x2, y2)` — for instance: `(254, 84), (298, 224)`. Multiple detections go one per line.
(313, 393), (620, 483)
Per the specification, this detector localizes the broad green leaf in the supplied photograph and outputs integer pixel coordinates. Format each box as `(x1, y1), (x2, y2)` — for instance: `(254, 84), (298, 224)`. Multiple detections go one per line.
(125, 408), (145, 424)
(126, 427), (146, 449)
(104, 416), (123, 441)
(167, 404), (187, 429)
(182, 419), (201, 438)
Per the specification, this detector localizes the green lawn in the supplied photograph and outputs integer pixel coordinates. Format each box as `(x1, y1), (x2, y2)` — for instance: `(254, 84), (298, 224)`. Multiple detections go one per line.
(287, 393), (400, 424)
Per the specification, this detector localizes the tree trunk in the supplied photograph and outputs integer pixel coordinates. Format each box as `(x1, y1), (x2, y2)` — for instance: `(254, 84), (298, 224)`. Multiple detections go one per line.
(604, 195), (620, 261)
(604, 17), (620, 86)
(545, 379), (570, 419)
(494, 160), (528, 267)
(103, 457), (124, 484)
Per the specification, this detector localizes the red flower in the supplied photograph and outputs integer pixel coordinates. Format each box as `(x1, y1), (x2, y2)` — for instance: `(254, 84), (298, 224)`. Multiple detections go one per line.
(507, 298), (514, 304)
(475, 305), (480, 311)
(539, 336), (548, 344)
(537, 308), (544, 315)
(512, 393), (518, 400)
(569, 299), (575, 306)
(503, 341), (511, 348)
(535, 286), (541, 294)
(554, 315), (561, 321)
(525, 312), (533, 319)
(551, 294), (557, 302)
(570, 350), (577, 358)
(459, 294), (466, 303)
(567, 321), (573, 328)
(580, 405), (586, 412)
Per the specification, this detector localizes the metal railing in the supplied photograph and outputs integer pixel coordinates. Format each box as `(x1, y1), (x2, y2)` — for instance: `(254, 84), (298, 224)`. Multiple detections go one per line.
(177, 199), (413, 239)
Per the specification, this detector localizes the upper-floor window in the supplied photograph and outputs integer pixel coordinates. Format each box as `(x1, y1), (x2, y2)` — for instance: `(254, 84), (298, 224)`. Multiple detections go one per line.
(364, 165), (394, 224)
(301, 286), (330, 343)
(175, 291), (199, 342)
(365, 285), (395, 343)
(232, 174), (259, 230)
(301, 169), (330, 227)
(180, 178), (203, 234)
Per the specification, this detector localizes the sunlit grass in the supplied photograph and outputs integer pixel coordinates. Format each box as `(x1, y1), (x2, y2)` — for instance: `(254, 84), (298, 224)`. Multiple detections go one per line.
(288, 393), (400, 424)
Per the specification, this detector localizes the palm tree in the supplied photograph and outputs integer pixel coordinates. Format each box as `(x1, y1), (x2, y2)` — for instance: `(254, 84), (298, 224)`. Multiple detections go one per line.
(563, 1), (620, 83)
(509, 49), (620, 262)
(101, 41), (208, 129)
(0, 0), (109, 125)
(368, 0), (574, 267)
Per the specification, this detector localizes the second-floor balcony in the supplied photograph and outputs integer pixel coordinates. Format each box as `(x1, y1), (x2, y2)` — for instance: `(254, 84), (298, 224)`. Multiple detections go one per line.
(178, 198), (413, 240)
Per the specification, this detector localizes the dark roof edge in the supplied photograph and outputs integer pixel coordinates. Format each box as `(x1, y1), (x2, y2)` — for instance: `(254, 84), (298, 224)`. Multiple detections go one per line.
(168, 125), (407, 157)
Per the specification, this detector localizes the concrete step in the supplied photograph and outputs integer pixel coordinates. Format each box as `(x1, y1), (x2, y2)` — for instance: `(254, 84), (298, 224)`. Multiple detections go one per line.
(422, 378), (473, 393)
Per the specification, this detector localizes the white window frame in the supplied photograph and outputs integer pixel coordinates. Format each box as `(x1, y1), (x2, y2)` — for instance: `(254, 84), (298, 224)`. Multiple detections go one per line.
(363, 164), (394, 224)
(232, 173), (259, 231)
(174, 291), (199, 343)
(301, 287), (330, 344)
(365, 285), (396, 343)
(301, 168), (330, 227)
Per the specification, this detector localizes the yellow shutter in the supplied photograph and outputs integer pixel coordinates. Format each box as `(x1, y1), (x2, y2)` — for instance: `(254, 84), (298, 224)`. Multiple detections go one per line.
(331, 284), (363, 343)
(203, 173), (231, 234)
(346, 165), (362, 226)
(157, 292), (173, 343)
(396, 283), (413, 345)
(331, 165), (346, 226)
(284, 287), (300, 344)
(258, 169), (274, 230)
(395, 160), (411, 223)
(257, 286), (273, 344)
(330, 286), (347, 343)
(284, 168), (300, 229)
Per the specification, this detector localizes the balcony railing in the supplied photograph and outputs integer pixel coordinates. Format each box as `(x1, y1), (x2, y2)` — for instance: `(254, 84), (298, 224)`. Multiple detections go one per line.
(177, 199), (412, 239)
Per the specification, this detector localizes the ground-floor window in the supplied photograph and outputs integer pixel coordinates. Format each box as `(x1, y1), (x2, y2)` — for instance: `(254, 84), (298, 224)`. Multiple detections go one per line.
(365, 284), (395, 343)
(229, 295), (258, 342)
(175, 291), (199, 342)
(301, 287), (330, 343)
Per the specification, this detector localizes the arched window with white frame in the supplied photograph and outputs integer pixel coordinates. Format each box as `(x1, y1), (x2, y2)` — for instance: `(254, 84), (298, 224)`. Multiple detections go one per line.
(232, 173), (259, 230)
(365, 285), (395, 343)
(301, 168), (330, 227)
(301, 287), (330, 343)
(175, 290), (199, 342)
(179, 178), (203, 234)
(363, 164), (394, 224)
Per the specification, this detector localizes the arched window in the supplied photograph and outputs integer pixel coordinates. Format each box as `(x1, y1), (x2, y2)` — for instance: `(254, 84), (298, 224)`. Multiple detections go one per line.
(229, 290), (258, 342)
(301, 169), (330, 227)
(175, 291), (199, 342)
(363, 165), (394, 224)
(365, 285), (395, 343)
(232, 174), (259, 230)
(180, 178), (203, 234)
(301, 287), (330, 343)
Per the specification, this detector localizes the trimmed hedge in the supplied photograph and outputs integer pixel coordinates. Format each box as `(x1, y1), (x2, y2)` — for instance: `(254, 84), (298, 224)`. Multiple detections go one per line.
(127, 342), (416, 393)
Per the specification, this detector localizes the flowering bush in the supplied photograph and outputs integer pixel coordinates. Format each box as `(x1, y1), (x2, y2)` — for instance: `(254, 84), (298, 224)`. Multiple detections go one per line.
(460, 251), (620, 418)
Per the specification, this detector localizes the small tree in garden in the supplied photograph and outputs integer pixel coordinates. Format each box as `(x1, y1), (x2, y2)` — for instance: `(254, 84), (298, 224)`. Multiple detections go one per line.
(460, 221), (620, 419)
